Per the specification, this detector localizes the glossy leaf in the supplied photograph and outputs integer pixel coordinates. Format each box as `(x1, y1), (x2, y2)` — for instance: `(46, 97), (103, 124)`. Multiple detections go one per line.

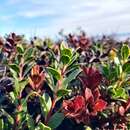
(36, 122), (51, 130)
(101, 64), (109, 77)
(60, 55), (70, 64)
(17, 44), (24, 54)
(123, 62), (130, 74)
(47, 67), (61, 80)
(113, 88), (127, 99)
(62, 68), (81, 88)
(61, 48), (72, 58)
(23, 62), (34, 77)
(40, 93), (52, 117)
(9, 64), (20, 74)
(68, 52), (79, 66)
(121, 44), (129, 61)
(48, 112), (64, 129)
(56, 89), (71, 97)
(14, 79), (28, 96)
(24, 48), (34, 61)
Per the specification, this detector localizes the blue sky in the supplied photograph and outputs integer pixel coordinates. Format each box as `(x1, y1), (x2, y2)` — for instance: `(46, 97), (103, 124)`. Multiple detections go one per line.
(0, 0), (130, 38)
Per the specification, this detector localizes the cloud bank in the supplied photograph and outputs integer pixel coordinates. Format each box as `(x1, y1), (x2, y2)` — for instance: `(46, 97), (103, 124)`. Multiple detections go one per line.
(0, 0), (130, 37)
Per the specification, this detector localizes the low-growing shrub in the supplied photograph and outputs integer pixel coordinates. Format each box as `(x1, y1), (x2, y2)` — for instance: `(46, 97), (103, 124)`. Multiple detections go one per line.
(0, 32), (130, 130)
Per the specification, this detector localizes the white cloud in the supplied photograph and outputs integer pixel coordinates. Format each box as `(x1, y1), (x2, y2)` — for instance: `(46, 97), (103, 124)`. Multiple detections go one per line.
(1, 0), (130, 37)
(18, 9), (56, 18)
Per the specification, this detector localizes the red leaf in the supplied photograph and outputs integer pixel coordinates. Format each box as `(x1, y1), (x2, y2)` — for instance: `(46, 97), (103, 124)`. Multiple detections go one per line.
(94, 99), (107, 112)
(73, 96), (85, 112)
(81, 67), (102, 89)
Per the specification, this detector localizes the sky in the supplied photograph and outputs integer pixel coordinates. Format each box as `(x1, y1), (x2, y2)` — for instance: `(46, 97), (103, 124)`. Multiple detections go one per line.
(0, 0), (130, 38)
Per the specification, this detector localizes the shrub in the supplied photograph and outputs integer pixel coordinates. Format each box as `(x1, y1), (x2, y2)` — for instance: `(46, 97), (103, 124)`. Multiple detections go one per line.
(0, 32), (130, 130)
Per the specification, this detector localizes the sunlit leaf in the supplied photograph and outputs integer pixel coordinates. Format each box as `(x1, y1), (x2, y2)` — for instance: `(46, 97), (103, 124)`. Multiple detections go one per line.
(40, 93), (52, 117)
(121, 44), (129, 61)
(24, 48), (34, 61)
(9, 64), (19, 75)
(56, 89), (71, 97)
(46, 67), (61, 80)
(35, 122), (51, 130)
(60, 55), (70, 64)
(17, 44), (24, 54)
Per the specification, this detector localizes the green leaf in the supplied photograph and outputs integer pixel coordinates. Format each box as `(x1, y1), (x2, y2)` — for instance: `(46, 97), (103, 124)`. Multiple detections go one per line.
(68, 52), (79, 66)
(40, 93), (52, 117)
(1, 109), (14, 125)
(0, 119), (3, 130)
(9, 64), (20, 74)
(23, 62), (35, 77)
(24, 56), (34, 64)
(60, 55), (70, 64)
(60, 41), (67, 50)
(46, 73), (55, 92)
(56, 89), (71, 97)
(27, 114), (35, 130)
(14, 79), (28, 96)
(107, 66), (118, 81)
(9, 68), (18, 79)
(19, 79), (28, 92)
(17, 44), (24, 54)
(113, 88), (127, 99)
(122, 62), (130, 73)
(24, 48), (34, 61)
(116, 88), (125, 96)
(36, 123), (51, 130)
(9, 92), (15, 101)
(65, 64), (79, 75)
(48, 112), (64, 129)
(15, 54), (22, 65)
(121, 44), (129, 61)
(62, 68), (81, 88)
(102, 65), (109, 78)
(47, 67), (61, 80)
(115, 64), (122, 76)
(61, 48), (72, 58)
(3, 121), (9, 130)
(21, 99), (27, 112)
